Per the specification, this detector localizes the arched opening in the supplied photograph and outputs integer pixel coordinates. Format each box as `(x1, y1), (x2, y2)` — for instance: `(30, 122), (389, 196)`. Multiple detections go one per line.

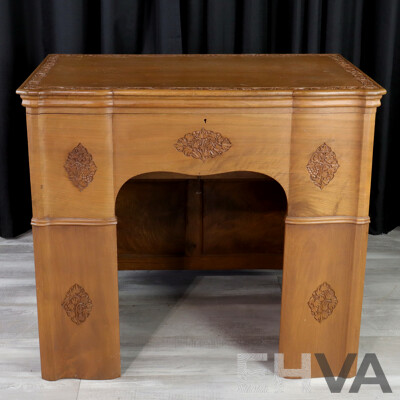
(115, 171), (287, 271)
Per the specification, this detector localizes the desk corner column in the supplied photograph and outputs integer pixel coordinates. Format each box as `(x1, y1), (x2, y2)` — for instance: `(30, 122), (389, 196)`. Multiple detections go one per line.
(279, 216), (369, 378)
(32, 219), (121, 381)
(27, 112), (120, 380)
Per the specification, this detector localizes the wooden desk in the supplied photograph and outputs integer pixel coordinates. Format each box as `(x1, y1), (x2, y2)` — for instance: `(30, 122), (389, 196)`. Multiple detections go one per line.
(17, 54), (385, 380)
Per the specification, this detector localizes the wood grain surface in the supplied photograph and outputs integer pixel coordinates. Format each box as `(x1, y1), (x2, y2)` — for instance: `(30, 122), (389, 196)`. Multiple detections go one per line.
(17, 54), (385, 380)
(17, 54), (384, 93)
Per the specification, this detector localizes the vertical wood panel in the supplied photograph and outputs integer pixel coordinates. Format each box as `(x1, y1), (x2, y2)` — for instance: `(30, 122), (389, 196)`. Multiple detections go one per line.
(33, 225), (120, 380)
(279, 223), (369, 378)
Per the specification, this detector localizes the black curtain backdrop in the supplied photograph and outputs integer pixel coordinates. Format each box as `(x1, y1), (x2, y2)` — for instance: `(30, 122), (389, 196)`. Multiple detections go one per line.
(0, 0), (399, 238)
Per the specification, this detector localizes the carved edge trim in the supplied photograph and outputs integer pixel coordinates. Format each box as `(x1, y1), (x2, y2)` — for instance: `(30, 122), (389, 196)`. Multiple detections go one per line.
(19, 54), (382, 92)
(327, 54), (380, 90)
(22, 55), (59, 90)
(285, 216), (370, 225)
(31, 217), (117, 226)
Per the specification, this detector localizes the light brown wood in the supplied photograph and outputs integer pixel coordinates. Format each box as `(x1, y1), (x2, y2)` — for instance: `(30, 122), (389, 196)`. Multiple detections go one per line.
(279, 223), (369, 378)
(32, 225), (120, 381)
(17, 54), (384, 94)
(17, 54), (385, 380)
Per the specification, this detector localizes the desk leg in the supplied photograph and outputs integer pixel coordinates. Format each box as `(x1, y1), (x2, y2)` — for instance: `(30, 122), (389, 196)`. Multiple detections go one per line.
(279, 222), (368, 378)
(32, 224), (120, 381)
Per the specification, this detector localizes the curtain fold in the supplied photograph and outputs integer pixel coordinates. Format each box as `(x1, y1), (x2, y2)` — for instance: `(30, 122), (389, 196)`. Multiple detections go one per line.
(1, 0), (398, 237)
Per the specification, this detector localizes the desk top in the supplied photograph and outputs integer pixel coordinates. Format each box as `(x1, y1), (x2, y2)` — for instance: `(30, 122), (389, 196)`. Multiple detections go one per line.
(17, 54), (385, 96)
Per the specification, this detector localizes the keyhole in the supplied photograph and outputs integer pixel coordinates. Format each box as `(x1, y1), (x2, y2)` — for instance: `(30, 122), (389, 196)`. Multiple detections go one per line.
(204, 118), (207, 124)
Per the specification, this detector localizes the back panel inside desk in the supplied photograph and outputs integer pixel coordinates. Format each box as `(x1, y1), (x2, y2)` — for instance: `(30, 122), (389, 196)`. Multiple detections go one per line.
(116, 172), (287, 270)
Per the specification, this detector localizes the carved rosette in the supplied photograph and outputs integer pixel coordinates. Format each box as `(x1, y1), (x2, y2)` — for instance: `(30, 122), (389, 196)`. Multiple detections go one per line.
(62, 284), (93, 325)
(64, 143), (97, 191)
(306, 143), (339, 189)
(308, 282), (338, 323)
(174, 128), (232, 162)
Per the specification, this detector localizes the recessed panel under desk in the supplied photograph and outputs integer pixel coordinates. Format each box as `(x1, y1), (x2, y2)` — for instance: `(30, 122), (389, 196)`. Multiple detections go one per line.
(116, 173), (287, 270)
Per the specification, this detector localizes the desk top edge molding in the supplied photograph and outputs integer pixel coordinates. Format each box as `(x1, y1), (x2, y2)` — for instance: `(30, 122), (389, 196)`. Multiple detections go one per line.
(16, 53), (386, 98)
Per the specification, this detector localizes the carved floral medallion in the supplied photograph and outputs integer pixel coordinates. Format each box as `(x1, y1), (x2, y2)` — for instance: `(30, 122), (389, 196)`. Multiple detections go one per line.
(64, 143), (97, 191)
(62, 284), (93, 325)
(174, 128), (232, 162)
(306, 143), (340, 189)
(308, 282), (338, 323)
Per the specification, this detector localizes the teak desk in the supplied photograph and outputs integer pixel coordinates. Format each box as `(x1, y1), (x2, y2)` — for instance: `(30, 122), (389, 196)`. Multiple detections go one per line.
(17, 54), (385, 380)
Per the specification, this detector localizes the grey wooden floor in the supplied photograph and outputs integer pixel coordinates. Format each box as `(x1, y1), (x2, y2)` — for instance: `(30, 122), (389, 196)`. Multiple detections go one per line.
(0, 229), (399, 400)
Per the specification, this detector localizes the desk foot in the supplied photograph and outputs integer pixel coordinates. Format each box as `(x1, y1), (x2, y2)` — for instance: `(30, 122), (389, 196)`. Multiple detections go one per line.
(279, 222), (368, 378)
(32, 225), (121, 380)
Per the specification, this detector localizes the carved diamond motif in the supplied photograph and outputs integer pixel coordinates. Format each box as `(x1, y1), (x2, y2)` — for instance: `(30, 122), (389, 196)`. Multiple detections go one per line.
(306, 143), (339, 189)
(64, 143), (97, 191)
(62, 284), (93, 325)
(174, 128), (232, 162)
(308, 282), (338, 323)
